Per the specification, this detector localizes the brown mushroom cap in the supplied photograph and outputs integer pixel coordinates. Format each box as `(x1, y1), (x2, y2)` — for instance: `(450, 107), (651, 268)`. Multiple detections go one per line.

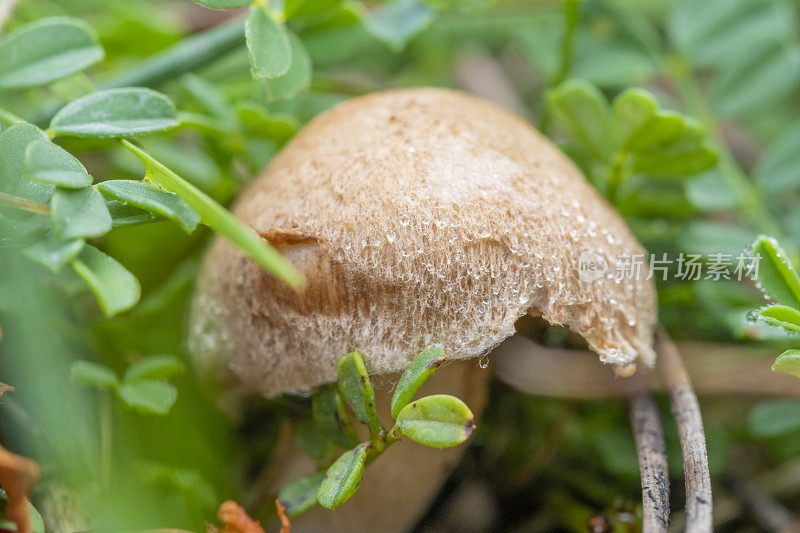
(190, 87), (657, 398)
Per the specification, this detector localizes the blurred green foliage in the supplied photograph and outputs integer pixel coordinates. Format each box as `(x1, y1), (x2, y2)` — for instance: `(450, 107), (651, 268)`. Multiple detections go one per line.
(2, 0), (800, 530)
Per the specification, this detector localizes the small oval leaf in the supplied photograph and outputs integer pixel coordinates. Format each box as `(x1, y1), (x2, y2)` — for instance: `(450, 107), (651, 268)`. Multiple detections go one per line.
(751, 236), (800, 309)
(245, 5), (292, 79)
(23, 237), (84, 273)
(317, 443), (369, 510)
(312, 385), (358, 448)
(546, 80), (612, 161)
(337, 351), (381, 434)
(392, 394), (474, 448)
(51, 187), (112, 240)
(96, 179), (200, 233)
(758, 305), (800, 333)
(50, 88), (179, 138)
(0, 17), (103, 89)
(772, 349), (800, 379)
(71, 245), (141, 317)
(262, 32), (312, 102)
(124, 355), (184, 382)
(0, 123), (53, 204)
(390, 347), (446, 420)
(70, 360), (119, 389)
(278, 472), (324, 517)
(25, 139), (93, 189)
(118, 379), (178, 415)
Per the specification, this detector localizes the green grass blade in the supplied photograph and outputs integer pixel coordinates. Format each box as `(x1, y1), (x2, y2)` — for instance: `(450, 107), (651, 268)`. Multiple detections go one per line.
(121, 139), (304, 290)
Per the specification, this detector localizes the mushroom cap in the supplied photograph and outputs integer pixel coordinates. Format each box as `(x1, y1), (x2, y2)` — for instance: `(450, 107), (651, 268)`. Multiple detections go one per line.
(190, 87), (657, 398)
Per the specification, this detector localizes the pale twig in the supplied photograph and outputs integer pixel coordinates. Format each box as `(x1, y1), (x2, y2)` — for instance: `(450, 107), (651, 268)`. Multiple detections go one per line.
(628, 392), (670, 532)
(655, 328), (712, 533)
(492, 335), (800, 399)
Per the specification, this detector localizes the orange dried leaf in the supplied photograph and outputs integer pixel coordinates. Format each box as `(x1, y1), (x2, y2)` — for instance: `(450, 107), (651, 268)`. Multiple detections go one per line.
(0, 444), (40, 533)
(0, 383), (13, 401)
(275, 499), (290, 533)
(216, 500), (265, 533)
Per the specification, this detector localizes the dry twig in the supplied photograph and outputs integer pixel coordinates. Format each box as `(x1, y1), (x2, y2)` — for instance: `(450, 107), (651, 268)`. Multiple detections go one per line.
(628, 392), (670, 532)
(655, 328), (712, 533)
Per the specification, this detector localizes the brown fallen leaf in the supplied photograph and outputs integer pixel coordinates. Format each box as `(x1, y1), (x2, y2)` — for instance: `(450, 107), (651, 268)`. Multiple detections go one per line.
(0, 444), (40, 533)
(0, 383), (13, 401)
(274, 499), (290, 533)
(212, 500), (265, 533)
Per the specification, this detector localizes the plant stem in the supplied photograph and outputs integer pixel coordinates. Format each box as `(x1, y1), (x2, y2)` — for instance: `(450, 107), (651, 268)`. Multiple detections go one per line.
(539, 0), (580, 133)
(655, 328), (712, 533)
(100, 392), (112, 484)
(606, 150), (629, 205)
(553, 0), (579, 87)
(0, 192), (50, 215)
(669, 58), (784, 241)
(628, 392), (670, 532)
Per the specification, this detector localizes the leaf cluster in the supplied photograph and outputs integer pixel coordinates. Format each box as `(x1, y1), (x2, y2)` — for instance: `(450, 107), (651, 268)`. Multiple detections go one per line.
(278, 347), (474, 515)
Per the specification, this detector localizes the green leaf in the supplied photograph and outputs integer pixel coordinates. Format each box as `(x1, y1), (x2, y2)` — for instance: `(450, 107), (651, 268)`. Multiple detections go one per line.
(312, 385), (358, 448)
(757, 305), (800, 333)
(0, 123), (53, 204)
(749, 400), (800, 437)
(612, 88), (658, 149)
(295, 418), (336, 461)
(337, 351), (381, 434)
(365, 0), (434, 51)
(237, 103), (298, 142)
(772, 349), (800, 379)
(51, 187), (112, 240)
(191, 0), (253, 8)
(392, 394), (474, 448)
(546, 80), (611, 161)
(124, 355), (184, 382)
(278, 472), (325, 517)
(118, 379), (178, 415)
(389, 347), (446, 420)
(631, 144), (717, 176)
(624, 110), (685, 153)
(96, 179), (200, 233)
(70, 360), (119, 389)
(262, 32), (312, 102)
(0, 17), (103, 89)
(122, 140), (304, 289)
(25, 139), (93, 189)
(23, 237), (84, 273)
(106, 199), (158, 227)
(317, 443), (369, 510)
(50, 88), (179, 138)
(71, 245), (141, 316)
(751, 236), (800, 309)
(245, 5), (291, 79)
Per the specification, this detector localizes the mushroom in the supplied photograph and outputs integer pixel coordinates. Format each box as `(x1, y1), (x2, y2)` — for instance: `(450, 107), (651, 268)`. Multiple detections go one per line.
(190, 88), (710, 531)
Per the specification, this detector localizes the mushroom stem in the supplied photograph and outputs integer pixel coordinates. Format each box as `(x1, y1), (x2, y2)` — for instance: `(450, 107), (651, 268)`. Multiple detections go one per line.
(628, 392), (670, 532)
(654, 328), (712, 533)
